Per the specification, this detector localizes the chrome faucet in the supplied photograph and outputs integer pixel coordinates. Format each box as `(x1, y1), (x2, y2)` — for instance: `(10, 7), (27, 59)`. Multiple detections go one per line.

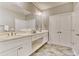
(8, 32), (16, 36)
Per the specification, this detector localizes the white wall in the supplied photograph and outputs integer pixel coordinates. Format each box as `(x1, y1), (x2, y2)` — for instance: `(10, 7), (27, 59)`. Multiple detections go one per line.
(0, 8), (25, 30)
(0, 8), (36, 32)
(0, 8), (15, 28)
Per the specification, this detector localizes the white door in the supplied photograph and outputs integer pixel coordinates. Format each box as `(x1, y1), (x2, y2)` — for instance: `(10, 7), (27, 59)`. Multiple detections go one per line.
(49, 15), (60, 44)
(49, 13), (72, 47)
(60, 13), (72, 47)
(72, 11), (79, 55)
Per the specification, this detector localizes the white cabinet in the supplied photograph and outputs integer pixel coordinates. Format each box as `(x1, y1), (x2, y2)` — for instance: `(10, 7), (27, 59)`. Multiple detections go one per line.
(0, 48), (18, 56)
(23, 37), (32, 56)
(17, 44), (24, 56)
(0, 38), (23, 53)
(49, 14), (60, 44)
(0, 37), (32, 56)
(31, 32), (48, 54)
(59, 13), (72, 47)
(0, 32), (48, 56)
(49, 13), (72, 47)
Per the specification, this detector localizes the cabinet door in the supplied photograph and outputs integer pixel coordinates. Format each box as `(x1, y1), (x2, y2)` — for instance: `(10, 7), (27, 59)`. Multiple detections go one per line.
(17, 37), (32, 56)
(72, 11), (79, 55)
(60, 13), (72, 47)
(49, 15), (60, 44)
(17, 44), (24, 56)
(0, 48), (17, 56)
(23, 37), (32, 56)
(49, 13), (72, 47)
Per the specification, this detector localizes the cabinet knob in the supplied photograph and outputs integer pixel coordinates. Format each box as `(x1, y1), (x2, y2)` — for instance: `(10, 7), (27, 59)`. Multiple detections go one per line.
(18, 47), (23, 50)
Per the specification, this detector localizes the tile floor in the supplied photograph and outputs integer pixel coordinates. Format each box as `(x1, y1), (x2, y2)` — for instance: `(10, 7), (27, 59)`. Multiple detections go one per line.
(31, 43), (75, 56)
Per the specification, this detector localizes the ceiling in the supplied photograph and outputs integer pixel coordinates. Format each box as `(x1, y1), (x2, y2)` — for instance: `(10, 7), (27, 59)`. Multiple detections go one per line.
(33, 2), (68, 11)
(0, 2), (30, 15)
(0, 2), (69, 15)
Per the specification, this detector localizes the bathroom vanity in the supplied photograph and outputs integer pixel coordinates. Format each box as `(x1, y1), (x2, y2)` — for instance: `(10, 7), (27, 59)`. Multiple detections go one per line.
(0, 30), (48, 56)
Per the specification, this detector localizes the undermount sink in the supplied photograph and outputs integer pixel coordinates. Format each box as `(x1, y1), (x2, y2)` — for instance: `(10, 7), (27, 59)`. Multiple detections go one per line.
(16, 33), (32, 36)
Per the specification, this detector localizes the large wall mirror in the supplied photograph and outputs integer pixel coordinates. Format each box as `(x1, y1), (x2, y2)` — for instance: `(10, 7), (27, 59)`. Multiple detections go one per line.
(15, 18), (36, 31)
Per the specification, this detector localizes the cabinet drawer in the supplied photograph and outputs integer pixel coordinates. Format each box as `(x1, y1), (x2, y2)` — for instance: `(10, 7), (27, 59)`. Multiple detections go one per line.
(32, 34), (44, 40)
(0, 37), (25, 53)
(0, 47), (18, 56)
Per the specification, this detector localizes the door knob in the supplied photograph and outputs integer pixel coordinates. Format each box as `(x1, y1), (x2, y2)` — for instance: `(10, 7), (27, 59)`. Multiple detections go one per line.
(60, 32), (62, 33)
(57, 32), (62, 33)
(59, 32), (62, 34)
(76, 34), (79, 36)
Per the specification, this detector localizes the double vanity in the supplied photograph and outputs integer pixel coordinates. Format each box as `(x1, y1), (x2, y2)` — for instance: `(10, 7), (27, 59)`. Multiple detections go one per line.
(0, 30), (48, 56)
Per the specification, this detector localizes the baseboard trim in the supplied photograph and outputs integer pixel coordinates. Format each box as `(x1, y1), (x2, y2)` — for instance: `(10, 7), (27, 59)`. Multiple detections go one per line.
(48, 41), (72, 48)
